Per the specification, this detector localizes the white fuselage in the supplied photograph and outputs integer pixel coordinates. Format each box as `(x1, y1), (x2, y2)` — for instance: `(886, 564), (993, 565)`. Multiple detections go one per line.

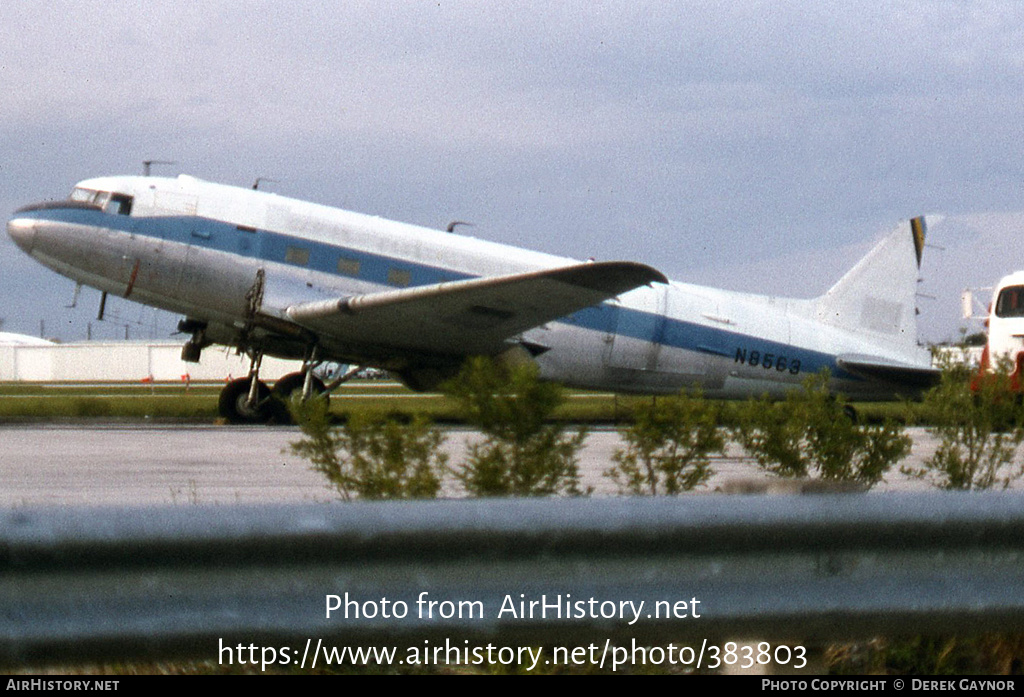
(8, 175), (933, 399)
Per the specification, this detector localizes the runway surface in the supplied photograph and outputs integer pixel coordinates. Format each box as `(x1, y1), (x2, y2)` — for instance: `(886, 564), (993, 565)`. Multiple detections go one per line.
(0, 423), (949, 506)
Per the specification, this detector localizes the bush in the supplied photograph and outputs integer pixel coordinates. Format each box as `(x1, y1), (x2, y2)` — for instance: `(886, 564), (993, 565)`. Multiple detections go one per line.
(902, 357), (1024, 490)
(289, 397), (445, 500)
(733, 371), (911, 486)
(605, 390), (724, 495)
(443, 356), (588, 497)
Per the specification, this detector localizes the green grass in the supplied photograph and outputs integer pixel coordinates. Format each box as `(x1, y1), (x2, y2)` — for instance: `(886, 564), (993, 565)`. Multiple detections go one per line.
(0, 383), (221, 419)
(0, 381), (928, 424)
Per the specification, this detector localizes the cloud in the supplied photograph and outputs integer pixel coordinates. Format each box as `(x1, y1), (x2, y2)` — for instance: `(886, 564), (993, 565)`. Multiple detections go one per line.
(4, 1), (1024, 341)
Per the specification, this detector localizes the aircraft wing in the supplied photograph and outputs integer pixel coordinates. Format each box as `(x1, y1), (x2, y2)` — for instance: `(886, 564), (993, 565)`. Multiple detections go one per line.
(836, 354), (941, 391)
(284, 261), (667, 357)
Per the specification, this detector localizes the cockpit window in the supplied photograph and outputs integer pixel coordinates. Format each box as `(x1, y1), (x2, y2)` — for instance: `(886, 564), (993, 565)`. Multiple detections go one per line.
(70, 187), (100, 203)
(995, 286), (1024, 318)
(106, 193), (133, 215)
(67, 187), (132, 215)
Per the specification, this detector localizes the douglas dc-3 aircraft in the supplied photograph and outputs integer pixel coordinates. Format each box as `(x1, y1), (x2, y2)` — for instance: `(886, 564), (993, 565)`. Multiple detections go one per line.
(7, 174), (938, 422)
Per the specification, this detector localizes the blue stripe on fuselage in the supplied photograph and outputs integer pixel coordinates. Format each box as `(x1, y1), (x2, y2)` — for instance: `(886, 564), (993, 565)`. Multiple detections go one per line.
(21, 207), (846, 377)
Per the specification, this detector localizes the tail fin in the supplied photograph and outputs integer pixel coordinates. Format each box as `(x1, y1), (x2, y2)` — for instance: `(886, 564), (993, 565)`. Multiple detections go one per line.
(815, 216), (927, 354)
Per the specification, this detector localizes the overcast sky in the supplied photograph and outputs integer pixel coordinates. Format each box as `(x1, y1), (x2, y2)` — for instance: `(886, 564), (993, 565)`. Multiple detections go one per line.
(3, 1), (1024, 343)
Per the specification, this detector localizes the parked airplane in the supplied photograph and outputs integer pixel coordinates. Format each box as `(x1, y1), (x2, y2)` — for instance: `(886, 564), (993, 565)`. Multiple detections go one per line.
(7, 174), (938, 422)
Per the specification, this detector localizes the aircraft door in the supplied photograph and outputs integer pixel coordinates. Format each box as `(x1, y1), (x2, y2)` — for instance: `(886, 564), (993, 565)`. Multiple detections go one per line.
(606, 286), (668, 371)
(653, 286), (715, 383)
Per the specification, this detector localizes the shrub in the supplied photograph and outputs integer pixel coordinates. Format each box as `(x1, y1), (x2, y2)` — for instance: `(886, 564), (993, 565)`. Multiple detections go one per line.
(289, 396), (445, 500)
(443, 356), (588, 497)
(605, 390), (724, 495)
(733, 371), (911, 486)
(903, 357), (1024, 490)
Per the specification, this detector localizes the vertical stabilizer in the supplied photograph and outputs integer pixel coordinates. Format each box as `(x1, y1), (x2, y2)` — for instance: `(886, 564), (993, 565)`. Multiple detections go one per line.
(815, 216), (927, 355)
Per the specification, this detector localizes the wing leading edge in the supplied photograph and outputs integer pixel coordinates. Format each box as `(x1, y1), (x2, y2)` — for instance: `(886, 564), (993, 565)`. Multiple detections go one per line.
(285, 261), (667, 357)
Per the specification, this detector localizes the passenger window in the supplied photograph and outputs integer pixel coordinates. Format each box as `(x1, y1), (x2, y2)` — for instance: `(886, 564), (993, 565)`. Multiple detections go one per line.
(387, 268), (412, 287)
(285, 246), (310, 266)
(337, 257), (361, 277)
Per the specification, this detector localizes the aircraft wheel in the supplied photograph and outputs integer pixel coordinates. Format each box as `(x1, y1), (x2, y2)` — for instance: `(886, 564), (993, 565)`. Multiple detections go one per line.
(272, 372), (329, 423)
(218, 378), (275, 424)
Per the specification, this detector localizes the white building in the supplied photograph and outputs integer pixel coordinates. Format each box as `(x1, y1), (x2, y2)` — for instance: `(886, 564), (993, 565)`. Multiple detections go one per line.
(0, 340), (305, 383)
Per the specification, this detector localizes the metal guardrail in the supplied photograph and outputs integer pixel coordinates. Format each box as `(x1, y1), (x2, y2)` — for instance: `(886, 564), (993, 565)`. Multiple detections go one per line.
(3, 492), (1024, 668)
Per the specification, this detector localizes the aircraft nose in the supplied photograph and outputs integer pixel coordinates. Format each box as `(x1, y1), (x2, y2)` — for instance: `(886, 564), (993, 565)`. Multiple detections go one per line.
(7, 216), (36, 253)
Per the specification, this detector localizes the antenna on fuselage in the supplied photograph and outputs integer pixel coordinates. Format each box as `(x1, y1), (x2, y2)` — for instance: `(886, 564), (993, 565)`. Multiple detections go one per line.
(143, 160), (176, 177)
(446, 220), (474, 233)
(252, 177), (279, 190)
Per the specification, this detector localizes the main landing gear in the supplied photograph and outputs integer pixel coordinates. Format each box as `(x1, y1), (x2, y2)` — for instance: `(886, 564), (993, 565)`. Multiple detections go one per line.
(217, 371), (330, 424)
(216, 348), (353, 424)
(218, 375), (275, 424)
(218, 351), (280, 424)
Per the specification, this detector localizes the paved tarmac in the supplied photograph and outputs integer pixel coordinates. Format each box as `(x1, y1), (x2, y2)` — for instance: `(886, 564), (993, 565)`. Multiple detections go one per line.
(0, 423), (952, 506)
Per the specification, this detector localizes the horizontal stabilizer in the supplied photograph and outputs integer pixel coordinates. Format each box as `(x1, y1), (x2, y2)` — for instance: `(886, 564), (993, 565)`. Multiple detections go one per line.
(837, 354), (940, 391)
(286, 261), (667, 357)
